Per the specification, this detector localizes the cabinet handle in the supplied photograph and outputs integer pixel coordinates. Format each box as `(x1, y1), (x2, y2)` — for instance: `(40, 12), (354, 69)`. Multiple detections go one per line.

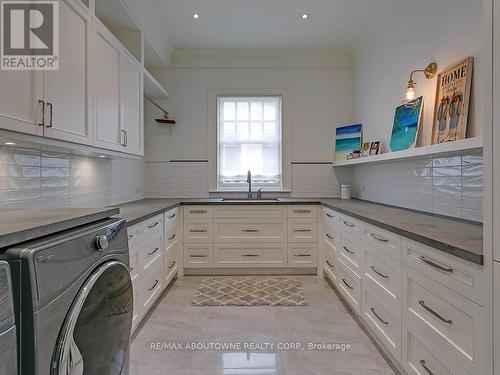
(294, 229), (311, 232)
(419, 256), (453, 273)
(326, 260), (335, 268)
(190, 254), (207, 258)
(342, 278), (354, 290)
(147, 247), (159, 256)
(168, 213), (176, 219)
(343, 246), (355, 255)
(190, 229), (207, 233)
(369, 233), (388, 243)
(294, 210), (311, 214)
(419, 360), (434, 375)
(294, 254), (311, 257)
(168, 234), (176, 240)
(129, 266), (134, 272)
(128, 234), (137, 240)
(326, 233), (335, 240)
(148, 280), (159, 291)
(418, 300), (452, 325)
(370, 307), (388, 325)
(46, 102), (53, 127)
(370, 265), (388, 279)
(326, 213), (334, 218)
(38, 100), (45, 126)
(190, 210), (207, 214)
(242, 229), (260, 232)
(121, 129), (127, 146)
(342, 220), (355, 227)
(168, 261), (176, 269)
(242, 254), (259, 257)
(148, 222), (160, 229)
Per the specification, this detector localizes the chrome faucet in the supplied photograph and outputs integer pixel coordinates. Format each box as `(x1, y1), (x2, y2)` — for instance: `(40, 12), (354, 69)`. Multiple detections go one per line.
(246, 170), (252, 198)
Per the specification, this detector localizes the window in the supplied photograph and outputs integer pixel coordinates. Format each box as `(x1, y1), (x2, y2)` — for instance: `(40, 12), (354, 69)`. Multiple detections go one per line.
(217, 96), (282, 190)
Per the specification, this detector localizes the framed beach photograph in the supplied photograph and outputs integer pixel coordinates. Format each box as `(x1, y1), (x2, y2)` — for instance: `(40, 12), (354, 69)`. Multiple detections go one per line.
(361, 142), (370, 157)
(334, 124), (362, 162)
(390, 97), (424, 152)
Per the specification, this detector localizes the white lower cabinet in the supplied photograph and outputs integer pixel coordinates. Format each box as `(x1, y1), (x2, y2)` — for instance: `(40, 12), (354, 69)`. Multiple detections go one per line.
(336, 258), (361, 314)
(184, 243), (214, 268)
(288, 243), (317, 267)
(215, 243), (287, 268)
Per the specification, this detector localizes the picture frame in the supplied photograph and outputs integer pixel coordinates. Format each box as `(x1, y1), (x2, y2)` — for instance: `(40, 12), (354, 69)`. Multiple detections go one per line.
(334, 124), (363, 162)
(390, 96), (424, 152)
(361, 142), (371, 157)
(369, 141), (381, 156)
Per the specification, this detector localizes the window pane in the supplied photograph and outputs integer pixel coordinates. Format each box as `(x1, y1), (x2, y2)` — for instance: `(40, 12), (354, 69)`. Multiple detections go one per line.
(223, 102), (235, 121)
(250, 102), (262, 121)
(251, 122), (263, 141)
(237, 102), (249, 121)
(237, 122), (249, 140)
(264, 102), (276, 121)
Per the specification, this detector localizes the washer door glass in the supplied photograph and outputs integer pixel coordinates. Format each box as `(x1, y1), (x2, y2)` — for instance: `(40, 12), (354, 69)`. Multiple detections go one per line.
(52, 261), (133, 375)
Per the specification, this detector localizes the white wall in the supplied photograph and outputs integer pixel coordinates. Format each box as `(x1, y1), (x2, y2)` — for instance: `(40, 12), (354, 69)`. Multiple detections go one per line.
(145, 65), (355, 197)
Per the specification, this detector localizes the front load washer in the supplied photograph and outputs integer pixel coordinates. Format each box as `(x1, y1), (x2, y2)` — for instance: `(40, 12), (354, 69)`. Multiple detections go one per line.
(1, 218), (132, 375)
(0, 260), (17, 375)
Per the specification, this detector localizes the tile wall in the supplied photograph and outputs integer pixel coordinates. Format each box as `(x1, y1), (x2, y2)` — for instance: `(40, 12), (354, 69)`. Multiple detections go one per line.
(351, 153), (483, 222)
(0, 146), (144, 208)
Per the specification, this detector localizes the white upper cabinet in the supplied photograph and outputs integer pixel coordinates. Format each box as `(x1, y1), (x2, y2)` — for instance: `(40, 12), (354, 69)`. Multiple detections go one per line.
(120, 53), (143, 156)
(44, 0), (92, 144)
(93, 24), (122, 151)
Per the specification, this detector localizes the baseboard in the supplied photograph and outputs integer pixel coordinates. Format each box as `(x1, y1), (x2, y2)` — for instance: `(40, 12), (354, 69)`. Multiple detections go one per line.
(184, 267), (318, 276)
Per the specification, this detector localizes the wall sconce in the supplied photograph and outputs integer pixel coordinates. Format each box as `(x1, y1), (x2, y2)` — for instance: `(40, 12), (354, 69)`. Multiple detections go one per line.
(404, 62), (438, 102)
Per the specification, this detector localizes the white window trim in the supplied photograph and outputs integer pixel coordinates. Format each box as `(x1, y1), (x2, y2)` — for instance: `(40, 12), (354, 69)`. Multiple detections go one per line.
(208, 87), (291, 192)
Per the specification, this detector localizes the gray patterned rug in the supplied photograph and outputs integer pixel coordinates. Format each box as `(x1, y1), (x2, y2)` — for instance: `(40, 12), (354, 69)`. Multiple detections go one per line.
(191, 277), (307, 306)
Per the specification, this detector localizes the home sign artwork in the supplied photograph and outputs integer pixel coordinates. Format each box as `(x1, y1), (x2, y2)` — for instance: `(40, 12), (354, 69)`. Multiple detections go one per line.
(432, 57), (473, 144)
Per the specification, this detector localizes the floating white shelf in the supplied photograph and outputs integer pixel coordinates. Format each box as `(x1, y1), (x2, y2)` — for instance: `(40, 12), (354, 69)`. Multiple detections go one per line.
(143, 69), (169, 100)
(333, 137), (483, 167)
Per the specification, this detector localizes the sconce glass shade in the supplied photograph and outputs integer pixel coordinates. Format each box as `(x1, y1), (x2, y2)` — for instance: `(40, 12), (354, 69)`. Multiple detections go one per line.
(404, 80), (416, 102)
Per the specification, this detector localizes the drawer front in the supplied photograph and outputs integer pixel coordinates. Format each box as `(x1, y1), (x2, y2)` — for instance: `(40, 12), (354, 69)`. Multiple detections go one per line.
(142, 214), (163, 238)
(322, 207), (339, 230)
(214, 219), (286, 243)
(184, 219), (213, 243)
(403, 266), (485, 373)
(165, 240), (178, 271)
(338, 232), (363, 277)
(184, 206), (213, 219)
(288, 243), (317, 267)
(337, 213), (363, 239)
(184, 244), (213, 268)
(337, 258), (361, 314)
(129, 246), (140, 280)
(322, 225), (339, 255)
(288, 205), (318, 218)
(363, 245), (402, 307)
(288, 218), (318, 243)
(142, 262), (163, 312)
(214, 205), (287, 219)
(214, 243), (287, 268)
(164, 207), (179, 227)
(131, 278), (142, 332)
(362, 283), (402, 361)
(362, 222), (402, 261)
(140, 233), (163, 272)
(165, 225), (179, 249)
(127, 226), (141, 248)
(402, 318), (469, 375)
(403, 237), (487, 307)
(323, 247), (338, 285)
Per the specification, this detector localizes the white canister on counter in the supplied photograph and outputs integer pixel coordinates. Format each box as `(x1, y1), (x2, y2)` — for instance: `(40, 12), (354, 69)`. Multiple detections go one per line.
(340, 184), (352, 200)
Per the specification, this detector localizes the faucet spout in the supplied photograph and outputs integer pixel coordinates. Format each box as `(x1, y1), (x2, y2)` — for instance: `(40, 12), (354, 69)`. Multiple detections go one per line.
(246, 170), (252, 198)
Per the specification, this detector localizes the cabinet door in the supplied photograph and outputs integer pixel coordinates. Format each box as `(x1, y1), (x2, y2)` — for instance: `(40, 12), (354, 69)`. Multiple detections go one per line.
(44, 0), (92, 144)
(120, 53), (143, 155)
(0, 69), (43, 136)
(93, 25), (122, 151)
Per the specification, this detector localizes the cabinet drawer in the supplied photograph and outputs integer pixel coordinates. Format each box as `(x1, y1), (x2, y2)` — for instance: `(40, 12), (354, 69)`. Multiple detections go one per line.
(288, 205), (318, 218)
(142, 263), (163, 312)
(214, 243), (287, 268)
(288, 218), (318, 243)
(184, 219), (213, 243)
(165, 225), (179, 248)
(128, 214), (163, 245)
(337, 258), (361, 314)
(363, 245), (402, 308)
(184, 206), (213, 219)
(127, 226), (141, 248)
(322, 207), (339, 230)
(362, 222), (402, 261)
(362, 283), (402, 361)
(214, 205), (286, 219)
(322, 226), (339, 255)
(131, 278), (142, 333)
(337, 213), (363, 239)
(129, 246), (140, 281)
(323, 247), (338, 285)
(402, 317), (469, 375)
(288, 243), (317, 267)
(184, 244), (213, 268)
(403, 238), (487, 307)
(140, 233), (163, 272)
(165, 240), (178, 271)
(403, 266), (486, 374)
(164, 207), (179, 227)
(338, 232), (363, 278)
(214, 219), (286, 243)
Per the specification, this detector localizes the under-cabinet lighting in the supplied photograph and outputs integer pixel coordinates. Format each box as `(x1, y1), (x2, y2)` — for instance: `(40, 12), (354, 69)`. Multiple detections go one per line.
(4, 142), (16, 146)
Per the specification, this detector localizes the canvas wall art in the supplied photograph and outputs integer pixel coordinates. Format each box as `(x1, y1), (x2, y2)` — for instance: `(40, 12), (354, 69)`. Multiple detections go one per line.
(432, 57), (473, 144)
(390, 96), (424, 152)
(334, 124), (362, 162)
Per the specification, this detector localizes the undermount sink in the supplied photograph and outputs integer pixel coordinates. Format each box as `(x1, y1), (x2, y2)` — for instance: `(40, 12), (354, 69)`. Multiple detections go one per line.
(220, 197), (280, 202)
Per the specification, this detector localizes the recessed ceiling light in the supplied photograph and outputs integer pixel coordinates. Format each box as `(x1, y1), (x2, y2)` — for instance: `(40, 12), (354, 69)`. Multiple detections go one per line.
(192, 13), (199, 20)
(98, 155), (106, 158)
(301, 13), (309, 20)
(4, 141), (16, 146)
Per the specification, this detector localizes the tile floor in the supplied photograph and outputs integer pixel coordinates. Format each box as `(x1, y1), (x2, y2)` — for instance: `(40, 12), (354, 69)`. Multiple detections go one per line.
(129, 275), (397, 375)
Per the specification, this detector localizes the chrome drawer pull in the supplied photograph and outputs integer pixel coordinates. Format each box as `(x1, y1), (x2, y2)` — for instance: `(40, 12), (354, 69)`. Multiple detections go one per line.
(369, 233), (388, 243)
(148, 222), (160, 229)
(128, 234), (137, 240)
(294, 254), (312, 257)
(343, 246), (355, 255)
(168, 213), (176, 219)
(294, 210), (311, 213)
(129, 266), (134, 272)
(418, 300), (452, 325)
(370, 307), (388, 325)
(242, 229), (260, 232)
(326, 260), (335, 268)
(326, 213), (334, 218)
(326, 233), (335, 240)
(148, 280), (159, 291)
(190, 229), (208, 233)
(168, 234), (176, 240)
(168, 261), (176, 269)
(294, 229), (311, 232)
(242, 254), (259, 257)
(190, 254), (207, 258)
(190, 210), (207, 214)
(342, 278), (354, 290)
(419, 256), (453, 273)
(370, 265), (388, 279)
(419, 360), (434, 375)
(148, 247), (159, 256)
(342, 220), (355, 227)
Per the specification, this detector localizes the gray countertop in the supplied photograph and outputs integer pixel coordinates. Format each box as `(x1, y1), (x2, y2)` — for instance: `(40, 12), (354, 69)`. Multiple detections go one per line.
(0, 207), (119, 250)
(113, 197), (483, 265)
